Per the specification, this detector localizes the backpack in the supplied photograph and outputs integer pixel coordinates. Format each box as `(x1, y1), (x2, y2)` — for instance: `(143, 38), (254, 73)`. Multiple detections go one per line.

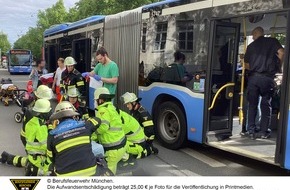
(146, 67), (164, 84)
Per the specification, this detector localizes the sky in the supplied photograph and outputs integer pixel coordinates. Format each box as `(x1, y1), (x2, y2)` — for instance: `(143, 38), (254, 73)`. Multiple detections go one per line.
(0, 0), (79, 44)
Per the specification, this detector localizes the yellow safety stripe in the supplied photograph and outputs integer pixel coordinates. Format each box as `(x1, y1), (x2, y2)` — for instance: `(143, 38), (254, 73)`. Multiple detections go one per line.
(26, 140), (47, 147)
(77, 81), (84, 86)
(60, 84), (65, 87)
(126, 126), (142, 138)
(47, 150), (53, 158)
(88, 118), (100, 126)
(82, 113), (89, 120)
(21, 129), (25, 137)
(147, 135), (155, 140)
(13, 156), (20, 165)
(142, 120), (154, 127)
(103, 137), (125, 148)
(56, 165), (97, 176)
(56, 136), (90, 153)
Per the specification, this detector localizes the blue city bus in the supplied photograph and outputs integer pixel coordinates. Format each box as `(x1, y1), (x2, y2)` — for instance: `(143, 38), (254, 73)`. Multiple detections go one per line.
(44, 0), (290, 170)
(7, 49), (33, 74)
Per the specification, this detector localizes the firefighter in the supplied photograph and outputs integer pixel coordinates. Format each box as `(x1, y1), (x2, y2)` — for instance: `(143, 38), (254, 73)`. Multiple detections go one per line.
(60, 56), (85, 97)
(91, 87), (126, 175)
(117, 108), (151, 159)
(121, 92), (158, 154)
(66, 87), (89, 120)
(48, 101), (109, 176)
(1, 99), (52, 176)
(21, 85), (53, 147)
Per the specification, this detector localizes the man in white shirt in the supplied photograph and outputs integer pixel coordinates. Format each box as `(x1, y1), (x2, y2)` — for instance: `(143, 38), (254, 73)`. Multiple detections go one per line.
(52, 58), (66, 102)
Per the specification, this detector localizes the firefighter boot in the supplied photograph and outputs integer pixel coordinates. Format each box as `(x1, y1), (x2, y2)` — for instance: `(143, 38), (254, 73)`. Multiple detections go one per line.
(1, 151), (9, 164)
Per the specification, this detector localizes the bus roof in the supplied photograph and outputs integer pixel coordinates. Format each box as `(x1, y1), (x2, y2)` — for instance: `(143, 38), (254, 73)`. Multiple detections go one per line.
(44, 15), (105, 37)
(142, 0), (180, 10)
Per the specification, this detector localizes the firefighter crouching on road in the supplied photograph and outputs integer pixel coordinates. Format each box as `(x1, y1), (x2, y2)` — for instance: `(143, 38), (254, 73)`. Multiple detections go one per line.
(117, 108), (151, 159)
(47, 101), (110, 176)
(89, 87), (126, 175)
(21, 85), (53, 147)
(60, 56), (85, 97)
(1, 99), (52, 176)
(121, 92), (158, 154)
(66, 87), (89, 120)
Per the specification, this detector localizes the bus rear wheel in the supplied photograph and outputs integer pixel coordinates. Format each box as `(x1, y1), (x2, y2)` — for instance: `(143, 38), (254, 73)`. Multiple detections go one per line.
(156, 101), (186, 150)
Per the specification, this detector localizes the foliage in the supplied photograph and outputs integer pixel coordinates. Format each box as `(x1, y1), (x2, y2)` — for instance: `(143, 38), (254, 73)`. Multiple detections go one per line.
(13, 0), (159, 58)
(0, 31), (11, 56)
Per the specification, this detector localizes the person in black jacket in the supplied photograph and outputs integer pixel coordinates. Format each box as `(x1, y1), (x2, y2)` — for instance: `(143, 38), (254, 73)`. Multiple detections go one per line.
(60, 57), (85, 97)
(244, 26), (284, 139)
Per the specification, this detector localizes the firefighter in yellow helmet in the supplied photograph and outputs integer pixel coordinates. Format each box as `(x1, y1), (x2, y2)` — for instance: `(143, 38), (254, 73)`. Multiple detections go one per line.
(121, 92), (158, 154)
(47, 101), (111, 176)
(60, 56), (85, 96)
(89, 87), (126, 175)
(1, 99), (52, 176)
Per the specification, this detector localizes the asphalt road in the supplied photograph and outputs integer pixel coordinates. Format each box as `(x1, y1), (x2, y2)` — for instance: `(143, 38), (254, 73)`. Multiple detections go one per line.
(0, 68), (289, 176)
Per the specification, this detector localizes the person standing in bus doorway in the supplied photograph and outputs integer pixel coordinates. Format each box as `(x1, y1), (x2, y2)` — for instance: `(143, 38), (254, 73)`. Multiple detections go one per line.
(29, 59), (48, 91)
(244, 26), (284, 139)
(52, 58), (66, 102)
(82, 47), (119, 95)
(60, 56), (85, 98)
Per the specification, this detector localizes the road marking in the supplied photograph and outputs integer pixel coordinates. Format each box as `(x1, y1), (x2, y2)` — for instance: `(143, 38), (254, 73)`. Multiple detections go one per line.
(181, 148), (227, 168)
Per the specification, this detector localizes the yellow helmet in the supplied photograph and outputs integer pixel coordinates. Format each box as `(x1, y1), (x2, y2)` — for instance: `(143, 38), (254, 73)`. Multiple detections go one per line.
(94, 87), (112, 100)
(121, 92), (141, 104)
(50, 101), (79, 121)
(64, 56), (77, 66)
(34, 85), (53, 100)
(32, 99), (51, 113)
(67, 88), (80, 97)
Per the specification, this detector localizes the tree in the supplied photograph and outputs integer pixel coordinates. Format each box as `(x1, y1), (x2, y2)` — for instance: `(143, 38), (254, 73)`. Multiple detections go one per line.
(14, 0), (68, 59)
(0, 31), (11, 56)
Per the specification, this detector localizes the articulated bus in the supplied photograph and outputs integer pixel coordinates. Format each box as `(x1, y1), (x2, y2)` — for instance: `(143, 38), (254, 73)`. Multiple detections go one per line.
(6, 49), (33, 74)
(44, 0), (290, 170)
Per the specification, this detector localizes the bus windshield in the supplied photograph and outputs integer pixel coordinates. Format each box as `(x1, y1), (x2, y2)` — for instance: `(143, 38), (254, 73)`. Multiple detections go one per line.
(10, 54), (31, 66)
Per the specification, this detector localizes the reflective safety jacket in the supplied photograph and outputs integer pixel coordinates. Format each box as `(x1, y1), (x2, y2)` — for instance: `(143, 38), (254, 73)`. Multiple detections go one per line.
(47, 118), (101, 176)
(118, 109), (146, 144)
(92, 102), (126, 151)
(60, 69), (85, 95)
(131, 105), (155, 140)
(25, 116), (49, 169)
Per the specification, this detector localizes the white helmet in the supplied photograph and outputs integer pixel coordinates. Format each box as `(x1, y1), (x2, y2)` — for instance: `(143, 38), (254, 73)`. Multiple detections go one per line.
(64, 56), (77, 66)
(32, 99), (51, 113)
(34, 85), (53, 100)
(121, 92), (141, 104)
(67, 88), (80, 97)
(94, 87), (114, 100)
(50, 101), (79, 121)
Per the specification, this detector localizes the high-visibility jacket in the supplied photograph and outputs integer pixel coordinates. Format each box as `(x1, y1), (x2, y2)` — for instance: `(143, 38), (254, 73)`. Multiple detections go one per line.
(60, 69), (85, 95)
(118, 109), (146, 144)
(25, 116), (49, 169)
(47, 118), (101, 176)
(131, 105), (155, 141)
(92, 102), (126, 151)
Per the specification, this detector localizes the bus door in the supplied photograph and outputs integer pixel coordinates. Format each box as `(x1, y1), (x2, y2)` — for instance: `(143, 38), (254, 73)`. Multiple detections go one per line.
(45, 44), (59, 72)
(72, 38), (91, 73)
(205, 21), (240, 141)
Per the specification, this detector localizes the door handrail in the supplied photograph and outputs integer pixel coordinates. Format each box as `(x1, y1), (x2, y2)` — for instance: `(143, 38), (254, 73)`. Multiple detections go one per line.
(208, 83), (235, 111)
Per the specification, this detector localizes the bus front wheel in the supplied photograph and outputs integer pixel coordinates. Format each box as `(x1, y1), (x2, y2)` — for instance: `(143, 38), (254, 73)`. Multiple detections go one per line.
(156, 101), (186, 150)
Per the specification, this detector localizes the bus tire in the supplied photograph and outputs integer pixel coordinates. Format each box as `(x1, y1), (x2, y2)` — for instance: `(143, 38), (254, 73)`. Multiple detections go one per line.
(156, 101), (186, 150)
